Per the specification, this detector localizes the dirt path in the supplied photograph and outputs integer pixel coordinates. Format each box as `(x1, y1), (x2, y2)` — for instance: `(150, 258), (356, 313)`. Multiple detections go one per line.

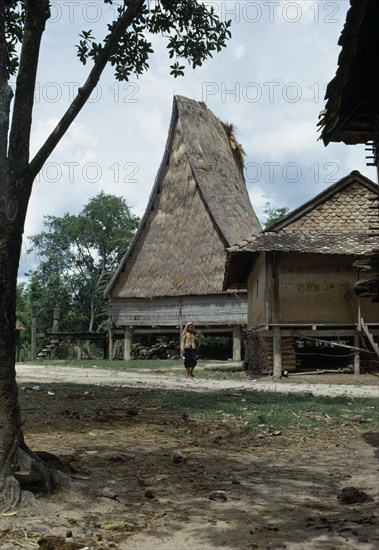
(16, 362), (379, 398)
(1, 363), (377, 550)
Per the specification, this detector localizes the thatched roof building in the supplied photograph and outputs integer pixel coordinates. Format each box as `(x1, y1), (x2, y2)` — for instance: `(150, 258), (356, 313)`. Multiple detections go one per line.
(224, 172), (379, 376)
(106, 95), (261, 359)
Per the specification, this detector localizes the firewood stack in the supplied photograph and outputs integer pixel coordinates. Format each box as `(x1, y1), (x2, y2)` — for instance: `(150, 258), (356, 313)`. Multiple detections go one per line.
(131, 341), (180, 360)
(354, 248), (379, 302)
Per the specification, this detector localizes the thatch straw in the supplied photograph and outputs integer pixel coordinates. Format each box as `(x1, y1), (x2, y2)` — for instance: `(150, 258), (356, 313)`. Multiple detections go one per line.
(106, 96), (261, 299)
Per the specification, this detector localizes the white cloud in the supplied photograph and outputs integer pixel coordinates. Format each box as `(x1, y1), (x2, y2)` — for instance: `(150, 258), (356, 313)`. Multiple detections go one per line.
(18, 0), (368, 279)
(233, 45), (246, 60)
(31, 118), (98, 159)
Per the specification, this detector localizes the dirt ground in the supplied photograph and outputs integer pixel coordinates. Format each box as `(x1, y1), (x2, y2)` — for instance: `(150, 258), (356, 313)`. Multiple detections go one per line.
(14, 362), (379, 397)
(1, 366), (378, 550)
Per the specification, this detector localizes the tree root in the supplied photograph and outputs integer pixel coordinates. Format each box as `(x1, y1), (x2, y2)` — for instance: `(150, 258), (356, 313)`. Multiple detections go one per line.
(1, 446), (119, 510)
(50, 468), (120, 500)
(0, 475), (21, 511)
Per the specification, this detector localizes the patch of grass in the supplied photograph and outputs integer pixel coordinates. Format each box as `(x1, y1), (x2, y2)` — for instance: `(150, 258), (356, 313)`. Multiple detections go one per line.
(19, 380), (378, 432)
(157, 390), (379, 430)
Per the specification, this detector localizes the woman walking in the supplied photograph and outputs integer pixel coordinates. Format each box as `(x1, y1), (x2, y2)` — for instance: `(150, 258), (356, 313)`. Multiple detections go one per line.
(181, 322), (197, 378)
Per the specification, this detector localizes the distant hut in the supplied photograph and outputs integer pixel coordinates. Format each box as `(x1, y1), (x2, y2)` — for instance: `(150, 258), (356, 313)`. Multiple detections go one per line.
(224, 172), (379, 377)
(105, 95), (261, 359)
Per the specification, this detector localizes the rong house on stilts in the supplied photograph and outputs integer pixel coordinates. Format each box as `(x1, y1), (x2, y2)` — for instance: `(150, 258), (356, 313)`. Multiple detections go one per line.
(105, 96), (261, 360)
(223, 172), (379, 377)
(318, 0), (379, 303)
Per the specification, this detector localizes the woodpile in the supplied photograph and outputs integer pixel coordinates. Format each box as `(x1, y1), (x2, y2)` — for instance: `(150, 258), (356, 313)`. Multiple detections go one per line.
(244, 331), (299, 373)
(266, 337), (299, 371)
(131, 341), (180, 360)
(244, 330), (269, 373)
(354, 249), (379, 302)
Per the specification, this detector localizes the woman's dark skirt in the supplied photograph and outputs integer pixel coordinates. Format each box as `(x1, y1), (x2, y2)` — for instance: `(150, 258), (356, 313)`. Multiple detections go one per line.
(184, 348), (197, 369)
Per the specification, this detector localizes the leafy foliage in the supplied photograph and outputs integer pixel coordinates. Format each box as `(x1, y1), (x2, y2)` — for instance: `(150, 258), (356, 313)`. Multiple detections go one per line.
(16, 282), (29, 328)
(15, 283), (33, 360)
(5, 1), (231, 80)
(262, 199), (290, 229)
(76, 0), (232, 80)
(27, 193), (140, 333)
(3, 1), (25, 77)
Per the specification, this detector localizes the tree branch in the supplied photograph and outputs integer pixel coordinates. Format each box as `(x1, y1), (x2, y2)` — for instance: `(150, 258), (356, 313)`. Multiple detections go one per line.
(8, 0), (50, 171)
(28, 0), (145, 180)
(0, 3), (13, 170)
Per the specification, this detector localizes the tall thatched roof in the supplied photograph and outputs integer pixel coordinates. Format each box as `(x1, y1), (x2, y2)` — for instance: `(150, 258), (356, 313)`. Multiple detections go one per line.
(106, 95), (261, 299)
(224, 171), (378, 289)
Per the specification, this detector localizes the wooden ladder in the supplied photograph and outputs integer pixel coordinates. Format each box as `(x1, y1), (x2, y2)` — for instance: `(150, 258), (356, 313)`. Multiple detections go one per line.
(37, 337), (60, 359)
(360, 317), (379, 357)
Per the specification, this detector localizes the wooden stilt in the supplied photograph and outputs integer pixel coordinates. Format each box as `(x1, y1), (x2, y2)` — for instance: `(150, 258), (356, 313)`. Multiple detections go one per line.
(233, 325), (242, 361)
(124, 328), (132, 360)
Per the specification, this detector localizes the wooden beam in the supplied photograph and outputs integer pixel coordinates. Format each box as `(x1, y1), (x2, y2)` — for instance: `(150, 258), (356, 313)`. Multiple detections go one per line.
(124, 328), (132, 361)
(272, 326), (282, 379)
(293, 334), (372, 353)
(77, 339), (82, 361)
(233, 325), (242, 361)
(354, 333), (360, 375)
(42, 331), (107, 340)
(108, 329), (113, 361)
(271, 253), (282, 378)
(31, 304), (38, 361)
(281, 329), (358, 337)
(51, 308), (60, 359)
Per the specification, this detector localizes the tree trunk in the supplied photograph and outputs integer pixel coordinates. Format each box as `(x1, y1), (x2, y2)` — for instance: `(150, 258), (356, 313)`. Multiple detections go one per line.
(0, 0), (146, 507)
(0, 198), (85, 505)
(0, 213), (24, 508)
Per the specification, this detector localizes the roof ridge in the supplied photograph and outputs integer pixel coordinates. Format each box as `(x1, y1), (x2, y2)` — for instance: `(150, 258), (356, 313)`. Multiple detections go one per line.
(176, 96), (261, 246)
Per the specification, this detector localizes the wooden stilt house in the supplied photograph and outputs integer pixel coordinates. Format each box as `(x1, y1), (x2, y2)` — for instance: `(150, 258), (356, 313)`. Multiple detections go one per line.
(318, 0), (379, 301)
(105, 96), (261, 359)
(224, 172), (379, 377)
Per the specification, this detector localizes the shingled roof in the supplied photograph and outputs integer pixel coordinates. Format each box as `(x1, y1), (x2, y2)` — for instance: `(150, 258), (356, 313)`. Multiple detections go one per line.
(224, 171), (378, 289)
(106, 95), (261, 298)
(228, 232), (375, 256)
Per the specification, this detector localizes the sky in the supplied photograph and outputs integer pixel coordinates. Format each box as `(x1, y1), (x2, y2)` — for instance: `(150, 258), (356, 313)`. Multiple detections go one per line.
(18, 0), (376, 278)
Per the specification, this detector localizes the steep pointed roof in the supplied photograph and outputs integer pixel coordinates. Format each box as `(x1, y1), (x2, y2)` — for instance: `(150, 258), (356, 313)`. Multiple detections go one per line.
(106, 96), (261, 298)
(224, 171), (378, 289)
